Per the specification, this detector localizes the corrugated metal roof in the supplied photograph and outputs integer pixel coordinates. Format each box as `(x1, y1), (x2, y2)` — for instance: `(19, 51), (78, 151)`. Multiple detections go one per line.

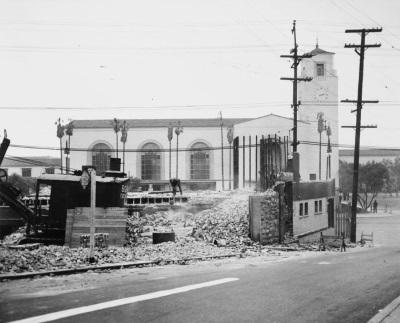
(72, 118), (253, 129)
(2, 156), (60, 168)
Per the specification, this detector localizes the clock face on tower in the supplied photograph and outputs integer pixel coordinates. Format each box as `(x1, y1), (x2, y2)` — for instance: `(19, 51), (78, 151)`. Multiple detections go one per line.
(314, 86), (329, 101)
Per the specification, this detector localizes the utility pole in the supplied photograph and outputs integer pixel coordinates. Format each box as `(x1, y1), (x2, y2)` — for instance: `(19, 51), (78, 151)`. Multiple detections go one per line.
(219, 111), (225, 190)
(341, 27), (381, 243)
(227, 128), (233, 190)
(281, 20), (312, 181)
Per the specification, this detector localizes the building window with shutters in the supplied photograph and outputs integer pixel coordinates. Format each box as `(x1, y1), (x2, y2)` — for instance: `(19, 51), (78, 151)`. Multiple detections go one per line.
(141, 142), (161, 180)
(22, 168), (32, 177)
(190, 142), (210, 180)
(304, 202), (309, 215)
(299, 203), (303, 216)
(91, 143), (112, 175)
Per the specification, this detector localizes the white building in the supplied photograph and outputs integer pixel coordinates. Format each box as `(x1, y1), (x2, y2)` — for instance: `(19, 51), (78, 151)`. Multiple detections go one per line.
(2, 156), (61, 178)
(66, 46), (338, 191)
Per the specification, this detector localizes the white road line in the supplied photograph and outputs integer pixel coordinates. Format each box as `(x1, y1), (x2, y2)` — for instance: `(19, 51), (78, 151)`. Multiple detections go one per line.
(9, 277), (239, 323)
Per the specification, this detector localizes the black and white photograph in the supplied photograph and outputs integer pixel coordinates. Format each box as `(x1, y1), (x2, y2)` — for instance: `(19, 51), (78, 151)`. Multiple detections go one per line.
(0, 1), (399, 322)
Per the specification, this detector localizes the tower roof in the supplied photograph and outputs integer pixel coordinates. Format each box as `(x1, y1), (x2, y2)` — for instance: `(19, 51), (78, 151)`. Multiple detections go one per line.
(305, 43), (335, 56)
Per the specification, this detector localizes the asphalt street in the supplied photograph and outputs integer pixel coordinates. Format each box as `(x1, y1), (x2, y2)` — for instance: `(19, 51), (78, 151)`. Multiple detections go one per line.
(1, 213), (400, 323)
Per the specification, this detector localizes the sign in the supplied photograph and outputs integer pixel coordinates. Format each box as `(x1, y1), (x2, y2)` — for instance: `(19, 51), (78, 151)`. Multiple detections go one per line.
(80, 169), (90, 189)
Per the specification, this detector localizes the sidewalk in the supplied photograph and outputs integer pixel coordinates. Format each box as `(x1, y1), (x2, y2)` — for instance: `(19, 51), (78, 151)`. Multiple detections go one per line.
(367, 295), (400, 323)
(357, 210), (396, 218)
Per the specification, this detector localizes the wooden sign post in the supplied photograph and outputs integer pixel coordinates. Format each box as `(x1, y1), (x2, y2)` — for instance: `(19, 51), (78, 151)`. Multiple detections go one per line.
(80, 167), (96, 262)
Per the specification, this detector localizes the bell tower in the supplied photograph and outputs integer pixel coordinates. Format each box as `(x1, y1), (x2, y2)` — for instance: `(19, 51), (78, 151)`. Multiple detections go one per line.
(298, 44), (338, 125)
(297, 44), (339, 183)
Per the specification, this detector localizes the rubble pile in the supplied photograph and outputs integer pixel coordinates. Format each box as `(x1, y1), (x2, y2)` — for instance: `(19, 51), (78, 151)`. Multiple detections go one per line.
(0, 241), (237, 274)
(133, 240), (236, 263)
(192, 193), (253, 247)
(126, 208), (173, 245)
(0, 245), (134, 273)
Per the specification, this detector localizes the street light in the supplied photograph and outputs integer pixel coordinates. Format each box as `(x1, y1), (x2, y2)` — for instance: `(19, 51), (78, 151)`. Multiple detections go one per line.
(112, 118), (121, 159)
(175, 122), (183, 178)
(55, 118), (64, 174)
(167, 124), (173, 179)
(120, 120), (128, 173)
(317, 112), (326, 180)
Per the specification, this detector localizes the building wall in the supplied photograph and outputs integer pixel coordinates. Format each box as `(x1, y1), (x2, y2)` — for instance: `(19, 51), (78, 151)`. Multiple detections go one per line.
(231, 114), (338, 189)
(293, 198), (328, 236)
(4, 166), (60, 178)
(69, 126), (231, 190)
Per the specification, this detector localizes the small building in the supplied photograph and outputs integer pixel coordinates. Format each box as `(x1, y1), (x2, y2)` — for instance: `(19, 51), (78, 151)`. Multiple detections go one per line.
(1, 156), (61, 178)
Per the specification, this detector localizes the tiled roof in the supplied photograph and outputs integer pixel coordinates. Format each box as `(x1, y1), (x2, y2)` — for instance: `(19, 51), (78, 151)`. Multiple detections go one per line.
(339, 149), (400, 157)
(72, 118), (253, 129)
(305, 45), (335, 56)
(242, 113), (310, 124)
(2, 156), (60, 168)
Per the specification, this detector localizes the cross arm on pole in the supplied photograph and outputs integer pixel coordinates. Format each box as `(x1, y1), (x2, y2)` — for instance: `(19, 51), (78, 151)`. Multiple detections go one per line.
(341, 99), (379, 104)
(345, 28), (383, 33)
(344, 44), (381, 49)
(280, 77), (312, 82)
(341, 125), (377, 128)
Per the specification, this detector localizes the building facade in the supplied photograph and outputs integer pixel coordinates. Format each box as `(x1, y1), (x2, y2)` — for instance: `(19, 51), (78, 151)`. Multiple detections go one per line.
(2, 157), (61, 178)
(66, 46), (339, 191)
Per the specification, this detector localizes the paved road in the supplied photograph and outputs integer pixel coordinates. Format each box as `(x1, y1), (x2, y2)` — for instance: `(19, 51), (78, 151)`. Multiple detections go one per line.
(1, 213), (399, 323)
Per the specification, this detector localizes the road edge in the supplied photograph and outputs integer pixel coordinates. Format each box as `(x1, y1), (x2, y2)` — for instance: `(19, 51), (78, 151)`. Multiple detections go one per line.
(0, 253), (241, 281)
(367, 294), (400, 323)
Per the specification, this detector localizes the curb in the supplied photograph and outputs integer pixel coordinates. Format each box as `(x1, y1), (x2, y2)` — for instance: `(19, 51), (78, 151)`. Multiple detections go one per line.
(367, 294), (400, 323)
(0, 253), (240, 281)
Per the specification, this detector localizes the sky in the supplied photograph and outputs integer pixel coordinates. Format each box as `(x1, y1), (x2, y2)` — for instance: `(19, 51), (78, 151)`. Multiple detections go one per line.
(0, 0), (399, 157)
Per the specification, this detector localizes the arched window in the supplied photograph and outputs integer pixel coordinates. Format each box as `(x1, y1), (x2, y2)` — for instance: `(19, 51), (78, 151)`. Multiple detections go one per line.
(190, 142), (209, 179)
(91, 143), (111, 175)
(141, 142), (161, 180)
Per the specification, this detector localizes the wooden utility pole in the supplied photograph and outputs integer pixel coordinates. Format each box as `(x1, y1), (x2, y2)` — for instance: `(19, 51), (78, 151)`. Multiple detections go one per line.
(280, 20), (312, 154)
(227, 128), (233, 190)
(341, 27), (381, 243)
(89, 169), (96, 261)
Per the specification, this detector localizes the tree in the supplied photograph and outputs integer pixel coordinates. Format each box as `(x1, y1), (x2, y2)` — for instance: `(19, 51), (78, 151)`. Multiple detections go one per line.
(383, 157), (400, 196)
(339, 160), (389, 211)
(357, 162), (389, 211)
